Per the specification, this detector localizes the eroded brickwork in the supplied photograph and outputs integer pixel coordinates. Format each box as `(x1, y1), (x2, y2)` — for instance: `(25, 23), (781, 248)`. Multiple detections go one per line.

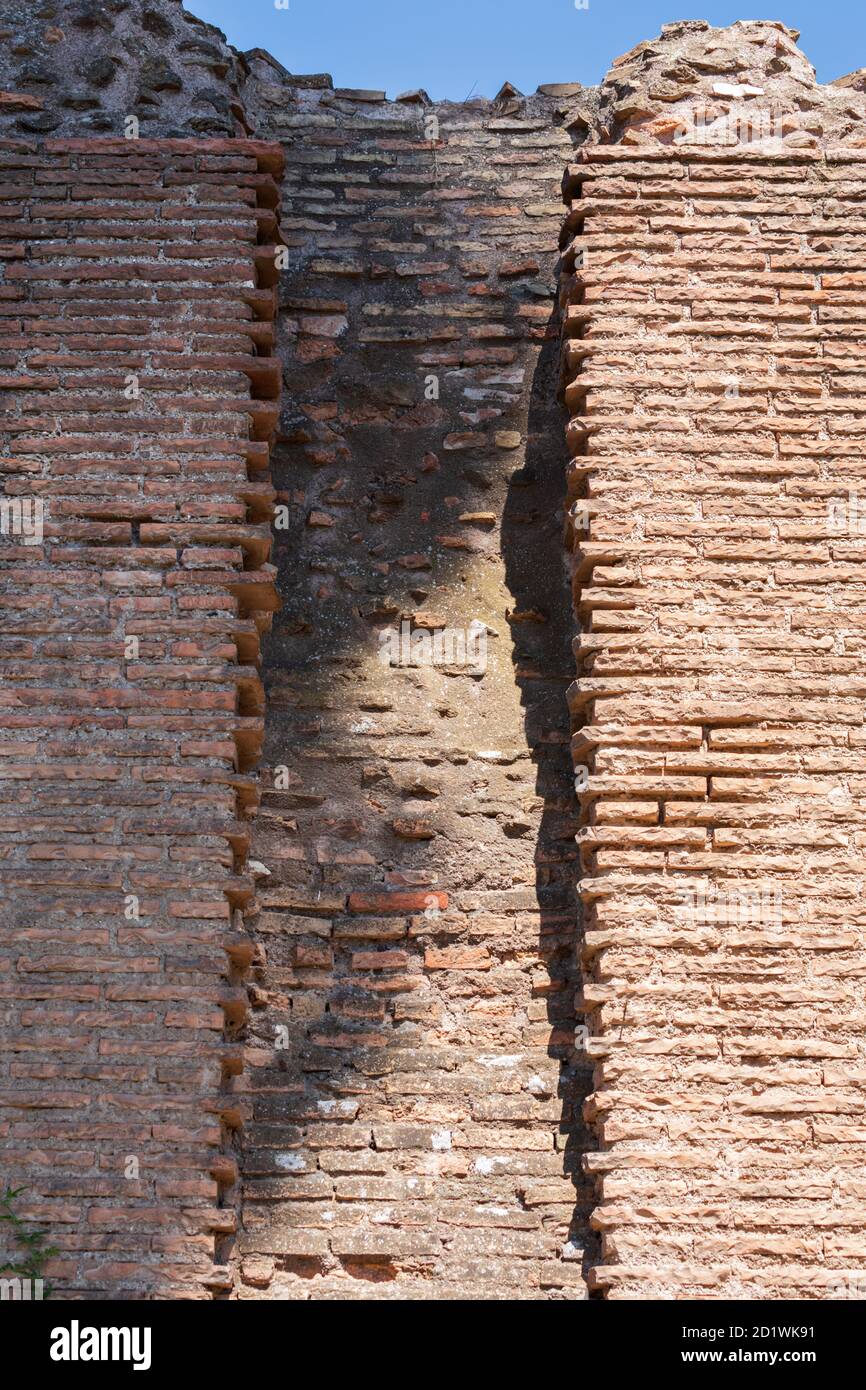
(239, 78), (593, 1302)
(0, 135), (282, 1297)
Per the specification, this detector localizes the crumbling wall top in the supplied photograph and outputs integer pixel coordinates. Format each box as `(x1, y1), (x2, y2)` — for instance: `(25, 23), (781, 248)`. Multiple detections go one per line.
(0, 0), (250, 135)
(590, 18), (866, 147)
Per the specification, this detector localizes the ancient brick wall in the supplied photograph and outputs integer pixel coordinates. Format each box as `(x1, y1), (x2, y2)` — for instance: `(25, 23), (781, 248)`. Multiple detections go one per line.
(0, 133), (282, 1297)
(4, 5), (866, 1304)
(561, 21), (866, 1300)
(238, 76), (594, 1301)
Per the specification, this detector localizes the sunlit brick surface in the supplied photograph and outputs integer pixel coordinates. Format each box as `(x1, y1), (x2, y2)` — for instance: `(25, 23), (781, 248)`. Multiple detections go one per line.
(562, 140), (866, 1299)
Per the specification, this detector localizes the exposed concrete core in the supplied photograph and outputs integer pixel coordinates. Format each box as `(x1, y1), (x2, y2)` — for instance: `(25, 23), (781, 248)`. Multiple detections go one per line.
(2, 5), (866, 1300)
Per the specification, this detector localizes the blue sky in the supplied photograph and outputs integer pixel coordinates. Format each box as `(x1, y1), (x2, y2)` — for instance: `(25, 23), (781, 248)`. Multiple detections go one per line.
(189, 1), (866, 99)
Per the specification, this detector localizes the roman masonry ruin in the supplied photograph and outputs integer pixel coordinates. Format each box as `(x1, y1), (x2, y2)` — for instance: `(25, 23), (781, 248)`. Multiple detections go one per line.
(3, 2), (866, 1301)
